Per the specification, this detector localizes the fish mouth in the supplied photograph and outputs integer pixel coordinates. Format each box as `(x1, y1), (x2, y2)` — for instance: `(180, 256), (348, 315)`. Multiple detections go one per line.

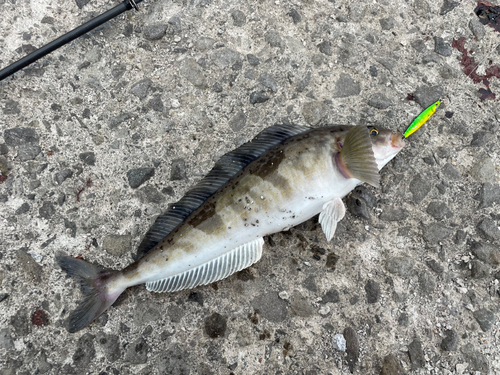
(390, 132), (405, 148)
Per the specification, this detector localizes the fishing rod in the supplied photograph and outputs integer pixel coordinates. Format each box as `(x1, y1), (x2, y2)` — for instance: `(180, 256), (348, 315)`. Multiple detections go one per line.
(0, 0), (143, 82)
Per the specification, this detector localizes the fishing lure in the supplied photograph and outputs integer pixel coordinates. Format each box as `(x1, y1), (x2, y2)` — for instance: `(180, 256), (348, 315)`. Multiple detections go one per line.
(403, 99), (441, 138)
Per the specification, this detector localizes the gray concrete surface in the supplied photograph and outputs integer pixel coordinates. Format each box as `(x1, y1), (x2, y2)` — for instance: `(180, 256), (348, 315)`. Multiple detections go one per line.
(1, 0), (500, 374)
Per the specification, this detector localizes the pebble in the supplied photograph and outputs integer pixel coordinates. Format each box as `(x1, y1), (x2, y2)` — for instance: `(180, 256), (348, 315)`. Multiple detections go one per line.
(250, 91), (270, 104)
(302, 275), (317, 292)
(0, 143), (8, 155)
(195, 37), (215, 51)
(440, 0), (459, 15)
(204, 313), (227, 338)
(251, 292), (288, 322)
(231, 10), (246, 26)
(180, 58), (208, 89)
(288, 9), (301, 24)
(332, 334), (346, 351)
(265, 30), (285, 49)
(332, 73), (361, 98)
(10, 309), (29, 336)
(473, 308), (496, 332)
(127, 167), (155, 188)
(211, 48), (242, 69)
(461, 343), (489, 372)
(143, 24), (168, 40)
(470, 131), (489, 147)
(365, 279), (381, 303)
(470, 158), (496, 183)
(0, 328), (14, 351)
(442, 163), (462, 180)
(130, 78), (152, 99)
(470, 242), (500, 266)
(318, 305), (330, 315)
(413, 85), (443, 108)
(39, 201), (56, 219)
(326, 253), (340, 270)
(477, 219), (500, 242)
(3, 127), (39, 146)
(471, 260), (490, 279)
(72, 333), (96, 369)
(418, 270), (436, 294)
(469, 18), (486, 40)
(148, 95), (164, 112)
(278, 291), (289, 300)
(408, 338), (425, 369)
(75, 0), (90, 8)
(434, 36), (452, 56)
(258, 73), (278, 93)
(379, 17), (395, 30)
(15, 202), (30, 215)
(423, 223), (453, 243)
(409, 174), (431, 203)
(170, 159), (186, 181)
(425, 258), (444, 274)
(379, 206), (408, 222)
(317, 40), (332, 56)
(440, 329), (458, 351)
(168, 16), (182, 34)
(296, 71), (311, 92)
(64, 219), (77, 237)
(79, 151), (96, 166)
(124, 337), (148, 364)
(426, 201), (453, 220)
(102, 234), (132, 257)
(17, 144), (40, 161)
(367, 93), (393, 109)
(290, 290), (314, 317)
(302, 101), (327, 126)
(97, 333), (121, 362)
(136, 185), (165, 204)
(386, 256), (415, 277)
(380, 353), (404, 375)
(246, 54), (260, 66)
(344, 327), (360, 373)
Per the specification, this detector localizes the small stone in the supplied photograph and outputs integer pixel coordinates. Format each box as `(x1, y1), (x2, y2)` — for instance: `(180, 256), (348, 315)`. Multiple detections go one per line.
(290, 290), (314, 317)
(477, 219), (500, 242)
(379, 17), (395, 30)
(249, 91), (269, 104)
(109, 113), (132, 129)
(39, 201), (56, 219)
(332, 73), (361, 98)
(10, 309), (30, 336)
(79, 152), (95, 166)
(103, 235), (132, 257)
(302, 101), (327, 126)
(408, 338), (425, 369)
(148, 95), (164, 112)
(180, 58), (208, 89)
(127, 167), (154, 189)
(72, 333), (96, 368)
(247, 54), (260, 66)
(137, 185), (165, 205)
(130, 78), (152, 99)
(381, 354), (404, 375)
(326, 253), (340, 270)
(124, 337), (148, 364)
(17, 144), (40, 161)
(425, 259), (444, 274)
(231, 9), (246, 26)
(386, 256), (414, 277)
(470, 158), (496, 183)
(265, 30), (284, 49)
(321, 288), (340, 304)
(442, 163), (461, 180)
(461, 343), (489, 373)
(170, 159), (186, 181)
(15, 202), (30, 215)
(195, 37), (215, 51)
(75, 0), (90, 8)
(470, 131), (489, 147)
(143, 24), (167, 40)
(418, 271), (436, 294)
(413, 85), (443, 109)
(422, 54), (441, 64)
(469, 18), (486, 40)
(168, 16), (181, 33)
(367, 93), (393, 109)
(0, 328), (14, 351)
(365, 280), (381, 303)
(64, 219), (77, 237)
(344, 327), (359, 373)
(296, 71), (311, 92)
(398, 313), (409, 326)
(251, 292), (288, 322)
(426, 201), (453, 219)
(471, 260), (490, 279)
(317, 40), (333, 56)
(379, 206), (408, 221)
(411, 39), (427, 52)
(302, 275), (317, 292)
(97, 333), (121, 362)
(434, 36), (452, 56)
(57, 193), (66, 206)
(204, 313), (227, 338)
(4, 127), (39, 146)
(288, 9), (302, 24)
(470, 242), (500, 266)
(0, 144), (8, 155)
(473, 308), (495, 332)
(55, 169), (73, 185)
(211, 48), (242, 69)
(332, 334), (346, 351)
(440, 0), (459, 15)
(423, 223), (453, 243)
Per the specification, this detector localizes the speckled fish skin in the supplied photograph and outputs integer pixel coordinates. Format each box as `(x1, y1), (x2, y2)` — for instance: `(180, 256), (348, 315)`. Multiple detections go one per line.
(57, 124), (405, 332)
(114, 125), (402, 288)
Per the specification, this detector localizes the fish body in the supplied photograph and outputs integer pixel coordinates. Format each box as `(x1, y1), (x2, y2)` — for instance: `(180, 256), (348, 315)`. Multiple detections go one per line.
(57, 124), (405, 332)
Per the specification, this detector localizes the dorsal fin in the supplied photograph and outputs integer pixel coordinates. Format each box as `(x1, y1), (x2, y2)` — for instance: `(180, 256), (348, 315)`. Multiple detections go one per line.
(135, 123), (311, 259)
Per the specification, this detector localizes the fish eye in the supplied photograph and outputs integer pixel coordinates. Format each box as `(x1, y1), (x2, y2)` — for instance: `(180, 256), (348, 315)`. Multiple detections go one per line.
(370, 128), (379, 136)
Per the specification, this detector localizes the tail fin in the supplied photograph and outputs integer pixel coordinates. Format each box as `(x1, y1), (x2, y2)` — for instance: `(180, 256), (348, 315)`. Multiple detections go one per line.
(56, 255), (125, 333)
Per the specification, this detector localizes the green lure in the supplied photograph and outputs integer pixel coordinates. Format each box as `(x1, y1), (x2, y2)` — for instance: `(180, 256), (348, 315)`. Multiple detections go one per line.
(404, 99), (441, 138)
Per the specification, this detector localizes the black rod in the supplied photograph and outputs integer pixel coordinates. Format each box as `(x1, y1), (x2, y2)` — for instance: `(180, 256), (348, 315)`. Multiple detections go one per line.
(0, 0), (142, 82)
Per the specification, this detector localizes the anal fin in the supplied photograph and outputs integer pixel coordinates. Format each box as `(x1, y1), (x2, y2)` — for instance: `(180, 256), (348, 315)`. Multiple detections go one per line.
(146, 237), (264, 293)
(319, 197), (346, 241)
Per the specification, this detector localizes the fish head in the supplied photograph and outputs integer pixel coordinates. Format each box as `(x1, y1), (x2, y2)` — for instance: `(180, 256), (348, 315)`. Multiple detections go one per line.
(367, 126), (405, 170)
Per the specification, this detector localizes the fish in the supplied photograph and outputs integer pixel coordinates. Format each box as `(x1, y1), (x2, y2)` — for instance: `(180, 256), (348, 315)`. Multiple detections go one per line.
(56, 124), (405, 332)
(403, 99), (441, 138)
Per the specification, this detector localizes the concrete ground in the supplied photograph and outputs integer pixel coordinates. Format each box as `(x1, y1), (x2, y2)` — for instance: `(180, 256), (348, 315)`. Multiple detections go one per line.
(1, 0), (500, 373)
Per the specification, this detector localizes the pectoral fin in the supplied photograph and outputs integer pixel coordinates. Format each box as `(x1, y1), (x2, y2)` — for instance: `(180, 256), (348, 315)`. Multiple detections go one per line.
(319, 197), (346, 241)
